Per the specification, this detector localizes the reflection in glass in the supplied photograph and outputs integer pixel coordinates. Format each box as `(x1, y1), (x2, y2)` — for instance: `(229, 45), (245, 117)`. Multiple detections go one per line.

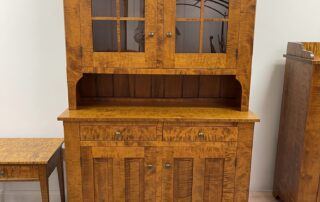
(92, 21), (118, 52)
(121, 21), (145, 52)
(120, 0), (145, 17)
(204, 0), (229, 18)
(203, 22), (228, 53)
(176, 22), (200, 53)
(176, 0), (200, 18)
(92, 0), (116, 17)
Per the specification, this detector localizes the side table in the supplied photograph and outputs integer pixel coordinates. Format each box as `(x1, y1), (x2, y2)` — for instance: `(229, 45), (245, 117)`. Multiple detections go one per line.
(0, 138), (65, 202)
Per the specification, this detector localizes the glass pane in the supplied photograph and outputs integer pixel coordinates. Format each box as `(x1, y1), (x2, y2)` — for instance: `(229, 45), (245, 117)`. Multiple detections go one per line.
(176, 0), (200, 18)
(120, 0), (144, 17)
(92, 20), (118, 52)
(120, 21), (145, 52)
(204, 0), (229, 18)
(203, 22), (228, 53)
(92, 0), (116, 17)
(176, 22), (200, 53)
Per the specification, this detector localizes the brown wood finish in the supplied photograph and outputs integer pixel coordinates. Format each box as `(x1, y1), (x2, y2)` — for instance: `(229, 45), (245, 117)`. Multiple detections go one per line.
(60, 0), (258, 201)
(0, 138), (65, 202)
(273, 42), (320, 202)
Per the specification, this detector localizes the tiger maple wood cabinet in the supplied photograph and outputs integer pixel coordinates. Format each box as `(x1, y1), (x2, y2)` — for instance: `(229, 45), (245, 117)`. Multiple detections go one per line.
(273, 42), (320, 202)
(58, 0), (258, 201)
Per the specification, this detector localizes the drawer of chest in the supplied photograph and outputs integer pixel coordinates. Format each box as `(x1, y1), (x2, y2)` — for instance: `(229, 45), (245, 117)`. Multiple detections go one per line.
(163, 125), (238, 142)
(80, 123), (161, 141)
(0, 165), (39, 181)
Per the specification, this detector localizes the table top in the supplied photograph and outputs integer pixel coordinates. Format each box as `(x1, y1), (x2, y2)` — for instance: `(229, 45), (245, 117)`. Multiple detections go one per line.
(58, 106), (259, 122)
(0, 138), (64, 165)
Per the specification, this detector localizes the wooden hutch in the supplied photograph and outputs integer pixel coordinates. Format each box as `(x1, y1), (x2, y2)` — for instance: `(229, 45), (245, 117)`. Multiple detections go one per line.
(273, 42), (320, 202)
(58, 0), (259, 201)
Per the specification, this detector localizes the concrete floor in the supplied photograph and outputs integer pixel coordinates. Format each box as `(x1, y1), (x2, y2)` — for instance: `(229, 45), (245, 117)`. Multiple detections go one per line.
(249, 192), (279, 202)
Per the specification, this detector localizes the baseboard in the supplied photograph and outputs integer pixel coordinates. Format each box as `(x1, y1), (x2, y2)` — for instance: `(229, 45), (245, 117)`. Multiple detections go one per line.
(0, 190), (62, 202)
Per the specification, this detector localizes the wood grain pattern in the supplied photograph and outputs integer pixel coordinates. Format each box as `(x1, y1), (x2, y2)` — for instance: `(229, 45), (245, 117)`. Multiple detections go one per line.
(59, 106), (259, 122)
(163, 125), (238, 142)
(0, 139), (65, 202)
(274, 43), (320, 202)
(0, 138), (63, 164)
(80, 123), (160, 141)
(61, 0), (258, 201)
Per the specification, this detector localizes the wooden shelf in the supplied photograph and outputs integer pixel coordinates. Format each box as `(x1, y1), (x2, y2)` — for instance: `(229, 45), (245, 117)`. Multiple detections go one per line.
(58, 106), (259, 122)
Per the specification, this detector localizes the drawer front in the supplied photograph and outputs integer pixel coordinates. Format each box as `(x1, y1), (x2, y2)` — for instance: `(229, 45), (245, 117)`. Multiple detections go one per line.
(0, 165), (39, 181)
(80, 123), (161, 141)
(163, 125), (238, 142)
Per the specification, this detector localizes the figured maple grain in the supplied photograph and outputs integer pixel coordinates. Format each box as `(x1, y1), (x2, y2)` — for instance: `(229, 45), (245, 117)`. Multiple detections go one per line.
(163, 125), (238, 142)
(58, 106), (259, 122)
(80, 123), (160, 141)
(0, 138), (63, 164)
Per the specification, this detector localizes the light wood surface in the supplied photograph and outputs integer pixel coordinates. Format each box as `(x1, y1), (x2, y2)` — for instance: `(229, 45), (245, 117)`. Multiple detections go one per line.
(0, 138), (65, 202)
(61, 0), (258, 201)
(59, 106), (259, 122)
(0, 138), (63, 164)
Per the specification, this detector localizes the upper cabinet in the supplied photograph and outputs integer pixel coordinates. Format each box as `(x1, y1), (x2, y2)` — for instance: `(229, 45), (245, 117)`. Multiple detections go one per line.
(78, 0), (240, 69)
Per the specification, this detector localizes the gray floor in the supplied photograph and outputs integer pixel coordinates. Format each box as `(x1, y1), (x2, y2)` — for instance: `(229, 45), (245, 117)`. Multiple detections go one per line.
(249, 192), (279, 202)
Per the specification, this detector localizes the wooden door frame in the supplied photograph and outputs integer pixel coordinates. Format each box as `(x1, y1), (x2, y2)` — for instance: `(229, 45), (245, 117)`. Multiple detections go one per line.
(79, 0), (158, 69)
(163, 0), (241, 69)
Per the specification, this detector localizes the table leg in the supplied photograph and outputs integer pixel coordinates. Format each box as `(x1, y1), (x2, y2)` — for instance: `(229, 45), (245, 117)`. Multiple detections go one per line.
(57, 148), (66, 202)
(39, 165), (49, 202)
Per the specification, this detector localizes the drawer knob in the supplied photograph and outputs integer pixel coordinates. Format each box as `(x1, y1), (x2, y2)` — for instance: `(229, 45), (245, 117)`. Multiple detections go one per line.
(198, 132), (205, 140)
(149, 32), (155, 37)
(147, 164), (154, 169)
(164, 163), (171, 169)
(166, 32), (173, 38)
(114, 131), (122, 140)
(0, 170), (5, 177)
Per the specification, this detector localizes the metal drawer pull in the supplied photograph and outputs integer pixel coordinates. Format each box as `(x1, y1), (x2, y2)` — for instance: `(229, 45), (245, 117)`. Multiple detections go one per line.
(0, 170), (5, 177)
(114, 131), (122, 140)
(198, 132), (205, 139)
(164, 163), (171, 168)
(166, 32), (172, 37)
(147, 164), (153, 169)
(149, 32), (155, 37)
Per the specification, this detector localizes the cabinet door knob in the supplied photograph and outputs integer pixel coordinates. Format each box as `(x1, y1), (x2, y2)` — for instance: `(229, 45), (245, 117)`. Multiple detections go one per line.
(147, 164), (153, 169)
(149, 32), (155, 37)
(0, 170), (5, 177)
(166, 32), (173, 37)
(164, 163), (171, 168)
(114, 131), (122, 140)
(198, 132), (205, 140)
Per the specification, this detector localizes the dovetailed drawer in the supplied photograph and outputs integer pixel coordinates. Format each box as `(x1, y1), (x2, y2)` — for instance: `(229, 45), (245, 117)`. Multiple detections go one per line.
(163, 125), (238, 142)
(0, 165), (39, 181)
(80, 123), (161, 141)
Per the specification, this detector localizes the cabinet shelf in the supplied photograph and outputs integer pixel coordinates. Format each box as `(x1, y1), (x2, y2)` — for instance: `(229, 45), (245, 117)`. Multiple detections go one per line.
(58, 106), (259, 122)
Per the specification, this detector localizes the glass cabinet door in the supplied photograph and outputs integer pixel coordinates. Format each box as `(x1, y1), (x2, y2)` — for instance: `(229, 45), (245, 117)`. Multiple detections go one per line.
(80, 0), (157, 68)
(163, 0), (240, 68)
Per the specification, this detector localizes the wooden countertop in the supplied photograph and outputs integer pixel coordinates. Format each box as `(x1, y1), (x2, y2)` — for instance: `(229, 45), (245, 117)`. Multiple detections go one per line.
(0, 138), (64, 165)
(58, 106), (259, 122)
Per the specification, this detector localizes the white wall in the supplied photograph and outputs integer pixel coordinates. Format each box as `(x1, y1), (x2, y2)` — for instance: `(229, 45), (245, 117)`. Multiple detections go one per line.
(1, 0), (320, 200)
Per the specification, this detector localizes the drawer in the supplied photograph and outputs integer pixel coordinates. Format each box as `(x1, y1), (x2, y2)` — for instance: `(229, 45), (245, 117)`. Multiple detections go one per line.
(0, 165), (39, 181)
(80, 123), (161, 141)
(163, 125), (238, 142)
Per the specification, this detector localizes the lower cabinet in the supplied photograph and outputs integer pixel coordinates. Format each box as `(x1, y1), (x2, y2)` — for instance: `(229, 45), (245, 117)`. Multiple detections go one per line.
(80, 142), (237, 202)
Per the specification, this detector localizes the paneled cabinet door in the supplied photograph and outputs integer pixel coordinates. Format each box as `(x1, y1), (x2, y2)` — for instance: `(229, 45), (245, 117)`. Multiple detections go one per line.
(81, 146), (158, 202)
(163, 0), (240, 69)
(161, 143), (237, 201)
(80, 0), (157, 68)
